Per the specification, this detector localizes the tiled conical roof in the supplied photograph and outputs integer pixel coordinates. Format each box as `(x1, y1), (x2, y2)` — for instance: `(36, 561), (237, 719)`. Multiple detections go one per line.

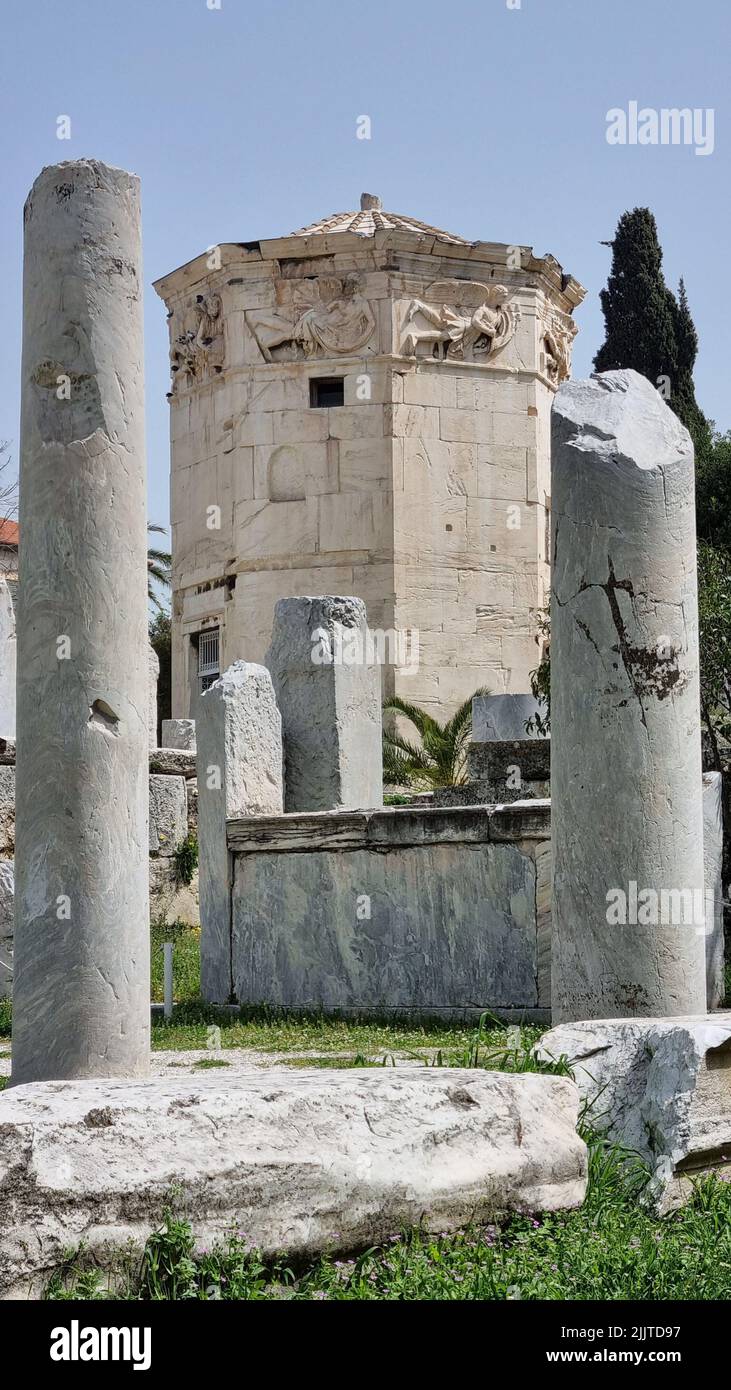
(290, 193), (472, 246)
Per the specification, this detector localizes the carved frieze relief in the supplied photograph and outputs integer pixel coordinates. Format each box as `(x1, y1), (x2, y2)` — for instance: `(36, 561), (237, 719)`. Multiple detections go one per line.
(541, 307), (578, 386)
(400, 280), (520, 362)
(168, 291), (225, 395)
(246, 273), (376, 363)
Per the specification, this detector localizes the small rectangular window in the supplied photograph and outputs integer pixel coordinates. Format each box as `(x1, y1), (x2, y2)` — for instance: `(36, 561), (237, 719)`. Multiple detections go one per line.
(197, 627), (220, 692)
(310, 377), (344, 408)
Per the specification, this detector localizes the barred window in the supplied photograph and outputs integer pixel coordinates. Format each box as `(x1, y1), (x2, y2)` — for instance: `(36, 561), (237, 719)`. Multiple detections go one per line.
(198, 628), (220, 692)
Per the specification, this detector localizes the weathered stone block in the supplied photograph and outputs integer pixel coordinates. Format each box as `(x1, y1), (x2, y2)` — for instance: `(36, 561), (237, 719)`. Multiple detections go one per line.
(0, 862), (13, 1001)
(197, 661), (283, 1002)
(703, 772), (724, 1010)
(232, 836), (539, 1012)
(0, 767), (14, 855)
(161, 719), (196, 753)
(150, 748), (197, 777)
(267, 596), (383, 813)
(148, 859), (199, 928)
(468, 739), (550, 802)
(473, 693), (545, 742)
(537, 1015), (731, 1211)
(0, 1069), (587, 1295)
(149, 775), (187, 856)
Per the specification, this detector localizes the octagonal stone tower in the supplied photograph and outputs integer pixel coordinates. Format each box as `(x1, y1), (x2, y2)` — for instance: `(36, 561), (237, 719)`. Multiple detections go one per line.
(154, 196), (584, 721)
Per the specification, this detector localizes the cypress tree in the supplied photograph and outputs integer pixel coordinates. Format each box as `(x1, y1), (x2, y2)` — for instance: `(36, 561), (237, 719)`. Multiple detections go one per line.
(594, 208), (677, 381)
(594, 209), (710, 457)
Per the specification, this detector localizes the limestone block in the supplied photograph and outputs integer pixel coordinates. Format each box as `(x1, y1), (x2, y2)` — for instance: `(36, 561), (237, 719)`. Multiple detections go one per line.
(403, 438), (478, 498)
(343, 367), (393, 407)
(149, 775), (187, 856)
(402, 372), (458, 408)
(537, 1016), (731, 1211)
(327, 405), (385, 440)
(148, 859), (199, 928)
(491, 412), (538, 448)
(267, 596), (383, 813)
(271, 408), (330, 443)
(0, 861), (13, 1001)
(466, 499), (541, 561)
(147, 644), (159, 749)
(473, 693), (545, 742)
(0, 766), (14, 855)
(234, 497), (318, 560)
(235, 411), (275, 446)
(477, 446), (529, 501)
(389, 403), (440, 439)
(703, 772), (725, 1009)
(338, 437), (393, 492)
(161, 719), (197, 753)
(0, 579), (16, 740)
(318, 493), (393, 555)
(149, 748), (197, 777)
(439, 408), (494, 445)
(197, 661), (283, 1001)
(231, 446), (255, 503)
(0, 1070), (586, 1297)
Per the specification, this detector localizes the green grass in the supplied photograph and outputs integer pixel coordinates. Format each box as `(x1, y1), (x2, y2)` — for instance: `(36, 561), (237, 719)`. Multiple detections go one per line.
(44, 1138), (731, 1301)
(149, 1001), (540, 1059)
(150, 924), (201, 1005)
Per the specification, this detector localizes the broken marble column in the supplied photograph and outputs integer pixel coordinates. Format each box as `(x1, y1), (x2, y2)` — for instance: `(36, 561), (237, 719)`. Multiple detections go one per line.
(197, 661), (283, 1001)
(702, 772), (724, 1010)
(551, 370), (706, 1022)
(12, 160), (150, 1083)
(537, 1015), (731, 1211)
(161, 717), (196, 752)
(148, 643), (159, 749)
(0, 579), (16, 740)
(267, 596), (383, 812)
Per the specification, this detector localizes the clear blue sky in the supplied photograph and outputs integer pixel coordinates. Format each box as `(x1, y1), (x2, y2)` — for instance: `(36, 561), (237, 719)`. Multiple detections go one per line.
(2, 0), (728, 531)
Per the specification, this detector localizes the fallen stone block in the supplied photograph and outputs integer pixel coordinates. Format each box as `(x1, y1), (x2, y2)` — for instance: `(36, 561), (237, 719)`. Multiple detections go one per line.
(0, 1069), (586, 1297)
(537, 1014), (731, 1211)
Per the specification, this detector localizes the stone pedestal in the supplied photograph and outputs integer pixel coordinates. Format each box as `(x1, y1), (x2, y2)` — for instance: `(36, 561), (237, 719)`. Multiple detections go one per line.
(551, 370), (706, 1022)
(12, 160), (150, 1083)
(197, 661), (283, 1002)
(267, 596), (383, 812)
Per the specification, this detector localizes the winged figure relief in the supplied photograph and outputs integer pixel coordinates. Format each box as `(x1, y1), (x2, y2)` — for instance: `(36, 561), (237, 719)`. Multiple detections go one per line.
(401, 280), (520, 361)
(247, 274), (376, 362)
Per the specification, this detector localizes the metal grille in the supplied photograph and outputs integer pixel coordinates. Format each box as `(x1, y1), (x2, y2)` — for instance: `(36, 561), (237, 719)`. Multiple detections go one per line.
(198, 628), (220, 692)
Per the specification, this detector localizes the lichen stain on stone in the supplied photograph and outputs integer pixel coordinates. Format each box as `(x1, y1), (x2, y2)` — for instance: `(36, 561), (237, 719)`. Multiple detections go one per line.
(31, 360), (92, 390)
(578, 556), (688, 718)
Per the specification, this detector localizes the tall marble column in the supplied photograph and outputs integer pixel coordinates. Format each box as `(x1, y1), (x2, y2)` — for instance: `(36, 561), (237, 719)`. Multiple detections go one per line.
(12, 161), (150, 1083)
(551, 369), (706, 1023)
